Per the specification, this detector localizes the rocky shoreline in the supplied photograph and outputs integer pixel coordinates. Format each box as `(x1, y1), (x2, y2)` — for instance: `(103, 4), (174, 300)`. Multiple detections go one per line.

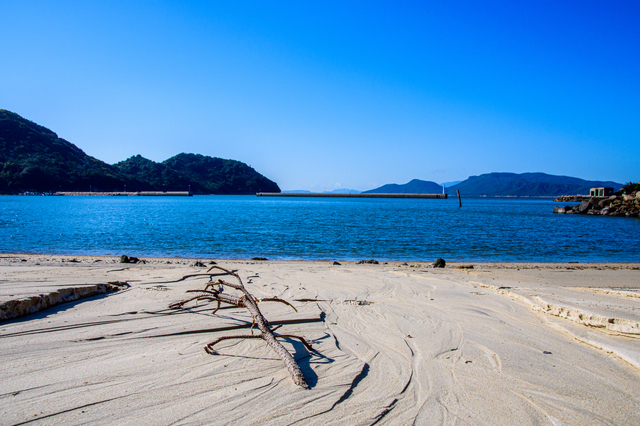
(554, 191), (640, 218)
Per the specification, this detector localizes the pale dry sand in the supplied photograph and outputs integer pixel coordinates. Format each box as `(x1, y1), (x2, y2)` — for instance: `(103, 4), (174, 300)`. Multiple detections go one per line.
(1, 255), (639, 425)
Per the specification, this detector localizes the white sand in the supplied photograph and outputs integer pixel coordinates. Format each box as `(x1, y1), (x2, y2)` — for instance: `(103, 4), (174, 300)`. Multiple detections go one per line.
(1, 255), (639, 425)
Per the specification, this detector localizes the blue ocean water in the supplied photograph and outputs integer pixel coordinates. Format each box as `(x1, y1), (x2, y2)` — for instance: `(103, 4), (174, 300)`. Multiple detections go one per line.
(1, 195), (638, 262)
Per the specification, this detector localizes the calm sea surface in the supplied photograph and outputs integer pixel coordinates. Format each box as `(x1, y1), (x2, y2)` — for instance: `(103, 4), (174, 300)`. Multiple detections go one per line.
(1, 195), (639, 262)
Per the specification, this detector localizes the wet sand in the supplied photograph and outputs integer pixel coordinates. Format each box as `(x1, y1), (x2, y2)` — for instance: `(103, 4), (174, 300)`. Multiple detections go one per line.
(1, 255), (639, 425)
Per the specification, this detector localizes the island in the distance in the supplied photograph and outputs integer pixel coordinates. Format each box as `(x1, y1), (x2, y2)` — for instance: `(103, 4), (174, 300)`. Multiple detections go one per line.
(0, 110), (280, 195)
(364, 174), (622, 198)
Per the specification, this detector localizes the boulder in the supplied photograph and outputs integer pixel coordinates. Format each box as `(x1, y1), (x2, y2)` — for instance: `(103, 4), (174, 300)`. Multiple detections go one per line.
(578, 200), (591, 213)
(433, 258), (446, 268)
(120, 255), (144, 264)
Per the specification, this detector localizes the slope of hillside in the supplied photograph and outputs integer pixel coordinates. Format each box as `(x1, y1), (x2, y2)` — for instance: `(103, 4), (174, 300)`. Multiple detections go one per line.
(364, 179), (443, 194)
(1, 110), (281, 195)
(0, 110), (132, 193)
(162, 153), (280, 194)
(112, 155), (200, 192)
(449, 172), (622, 197)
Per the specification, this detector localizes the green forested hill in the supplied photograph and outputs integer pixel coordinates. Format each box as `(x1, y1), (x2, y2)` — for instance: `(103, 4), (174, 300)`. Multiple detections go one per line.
(113, 153), (280, 194)
(0, 109), (133, 193)
(0, 110), (281, 194)
(163, 153), (280, 194)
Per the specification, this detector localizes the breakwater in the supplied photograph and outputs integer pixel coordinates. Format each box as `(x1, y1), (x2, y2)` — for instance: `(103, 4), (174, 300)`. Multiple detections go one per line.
(554, 193), (640, 217)
(257, 192), (448, 199)
(55, 191), (192, 196)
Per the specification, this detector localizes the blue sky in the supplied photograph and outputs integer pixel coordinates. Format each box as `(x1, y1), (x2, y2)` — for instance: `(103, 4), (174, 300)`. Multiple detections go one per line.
(1, 1), (638, 191)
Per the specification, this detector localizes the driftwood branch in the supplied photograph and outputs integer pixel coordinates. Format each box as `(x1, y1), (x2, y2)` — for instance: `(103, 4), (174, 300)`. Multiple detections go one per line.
(169, 265), (313, 388)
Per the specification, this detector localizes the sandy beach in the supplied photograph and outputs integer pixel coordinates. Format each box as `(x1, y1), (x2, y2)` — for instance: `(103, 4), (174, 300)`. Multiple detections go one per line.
(1, 255), (639, 425)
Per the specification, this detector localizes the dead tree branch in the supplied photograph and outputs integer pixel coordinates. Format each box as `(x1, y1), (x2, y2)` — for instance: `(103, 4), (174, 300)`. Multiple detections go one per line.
(169, 265), (313, 388)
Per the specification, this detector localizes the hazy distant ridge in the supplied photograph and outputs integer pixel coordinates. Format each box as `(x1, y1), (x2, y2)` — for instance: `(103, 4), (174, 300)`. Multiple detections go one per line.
(364, 179), (443, 194)
(448, 172), (621, 197)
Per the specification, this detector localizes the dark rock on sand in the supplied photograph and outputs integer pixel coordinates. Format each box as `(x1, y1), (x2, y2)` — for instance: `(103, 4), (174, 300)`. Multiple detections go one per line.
(120, 255), (144, 264)
(433, 258), (446, 268)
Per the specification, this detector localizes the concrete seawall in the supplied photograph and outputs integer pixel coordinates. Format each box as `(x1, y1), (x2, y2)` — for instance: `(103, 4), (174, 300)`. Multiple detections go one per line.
(0, 283), (126, 321)
(55, 191), (192, 196)
(257, 192), (448, 199)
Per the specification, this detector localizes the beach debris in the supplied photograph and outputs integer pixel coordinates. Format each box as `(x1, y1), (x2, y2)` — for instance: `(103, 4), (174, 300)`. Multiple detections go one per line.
(169, 266), (313, 388)
(342, 300), (373, 305)
(251, 257), (268, 261)
(432, 258), (446, 268)
(455, 265), (474, 269)
(333, 261), (341, 265)
(543, 351), (553, 355)
(120, 255), (145, 264)
(107, 281), (130, 288)
(357, 259), (379, 265)
(191, 261), (207, 267)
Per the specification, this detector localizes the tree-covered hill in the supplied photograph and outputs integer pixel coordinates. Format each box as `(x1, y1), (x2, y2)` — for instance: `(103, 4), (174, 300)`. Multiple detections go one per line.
(163, 153), (280, 194)
(0, 109), (134, 193)
(0, 110), (281, 194)
(112, 155), (201, 192)
(113, 153), (280, 194)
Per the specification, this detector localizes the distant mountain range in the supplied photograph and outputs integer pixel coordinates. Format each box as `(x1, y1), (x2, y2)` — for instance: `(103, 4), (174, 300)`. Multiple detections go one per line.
(364, 173), (622, 197)
(0, 110), (280, 194)
(282, 188), (360, 193)
(1, 110), (624, 198)
(447, 172), (621, 197)
(324, 188), (360, 193)
(364, 179), (444, 194)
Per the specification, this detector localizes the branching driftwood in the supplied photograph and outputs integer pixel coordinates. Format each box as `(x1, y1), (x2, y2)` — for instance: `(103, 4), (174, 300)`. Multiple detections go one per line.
(169, 266), (313, 388)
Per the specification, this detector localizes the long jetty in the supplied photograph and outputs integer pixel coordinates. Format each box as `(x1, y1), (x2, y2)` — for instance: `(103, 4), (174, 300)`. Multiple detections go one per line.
(256, 192), (448, 199)
(55, 191), (192, 197)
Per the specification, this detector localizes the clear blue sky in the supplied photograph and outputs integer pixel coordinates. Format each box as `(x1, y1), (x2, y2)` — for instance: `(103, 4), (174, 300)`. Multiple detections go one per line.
(1, 1), (638, 191)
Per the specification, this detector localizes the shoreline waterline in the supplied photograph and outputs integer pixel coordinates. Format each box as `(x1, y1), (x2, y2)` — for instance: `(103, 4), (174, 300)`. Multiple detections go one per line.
(2, 252), (639, 270)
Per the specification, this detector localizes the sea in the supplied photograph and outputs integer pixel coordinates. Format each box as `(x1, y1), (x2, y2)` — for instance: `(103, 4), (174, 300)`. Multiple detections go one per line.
(1, 195), (639, 263)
